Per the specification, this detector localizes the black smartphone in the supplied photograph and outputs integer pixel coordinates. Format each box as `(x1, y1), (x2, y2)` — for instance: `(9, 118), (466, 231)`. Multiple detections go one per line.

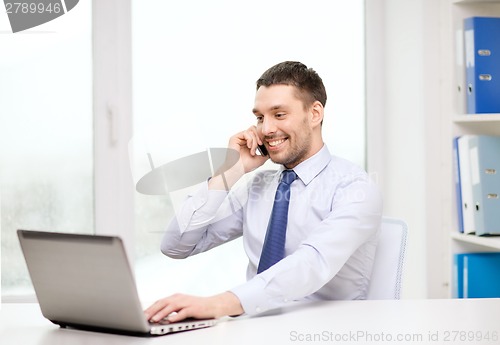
(257, 144), (268, 156)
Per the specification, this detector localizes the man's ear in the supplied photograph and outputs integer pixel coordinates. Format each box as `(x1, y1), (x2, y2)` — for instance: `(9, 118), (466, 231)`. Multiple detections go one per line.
(310, 101), (324, 127)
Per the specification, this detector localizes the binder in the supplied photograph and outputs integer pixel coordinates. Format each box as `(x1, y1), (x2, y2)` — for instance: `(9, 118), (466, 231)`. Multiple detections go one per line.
(453, 137), (464, 232)
(452, 254), (464, 298)
(468, 135), (500, 235)
(453, 253), (500, 298)
(464, 17), (500, 114)
(457, 135), (475, 234)
(455, 28), (466, 113)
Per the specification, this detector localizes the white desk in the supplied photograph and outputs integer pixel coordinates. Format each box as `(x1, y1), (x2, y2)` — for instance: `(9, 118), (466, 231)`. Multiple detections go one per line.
(1, 299), (499, 345)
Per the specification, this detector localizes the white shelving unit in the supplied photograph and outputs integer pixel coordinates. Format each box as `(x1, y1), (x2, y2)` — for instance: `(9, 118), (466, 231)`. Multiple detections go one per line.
(451, 232), (500, 250)
(447, 0), (500, 294)
(454, 114), (500, 122)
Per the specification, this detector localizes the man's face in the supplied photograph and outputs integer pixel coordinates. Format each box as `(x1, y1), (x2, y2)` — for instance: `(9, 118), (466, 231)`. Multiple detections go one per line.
(253, 84), (317, 169)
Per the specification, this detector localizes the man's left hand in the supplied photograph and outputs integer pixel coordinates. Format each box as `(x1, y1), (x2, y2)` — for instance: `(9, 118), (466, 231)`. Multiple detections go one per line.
(144, 291), (244, 323)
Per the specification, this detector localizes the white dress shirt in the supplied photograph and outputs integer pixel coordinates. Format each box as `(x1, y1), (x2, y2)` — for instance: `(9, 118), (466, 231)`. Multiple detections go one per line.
(161, 145), (383, 315)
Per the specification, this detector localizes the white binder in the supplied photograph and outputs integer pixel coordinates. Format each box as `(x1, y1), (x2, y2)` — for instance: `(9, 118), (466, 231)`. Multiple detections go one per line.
(458, 135), (475, 234)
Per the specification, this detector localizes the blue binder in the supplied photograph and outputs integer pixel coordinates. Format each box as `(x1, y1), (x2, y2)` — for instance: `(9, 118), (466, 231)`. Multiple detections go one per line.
(452, 254), (464, 298)
(464, 17), (500, 114)
(453, 253), (500, 298)
(468, 135), (500, 235)
(453, 137), (464, 233)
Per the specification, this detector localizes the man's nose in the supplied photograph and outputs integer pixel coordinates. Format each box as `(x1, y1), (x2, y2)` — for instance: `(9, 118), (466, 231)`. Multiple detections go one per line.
(261, 117), (277, 136)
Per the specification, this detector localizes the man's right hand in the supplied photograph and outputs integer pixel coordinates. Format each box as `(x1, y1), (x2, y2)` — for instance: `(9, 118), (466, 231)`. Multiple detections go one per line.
(229, 126), (269, 173)
(209, 126), (268, 191)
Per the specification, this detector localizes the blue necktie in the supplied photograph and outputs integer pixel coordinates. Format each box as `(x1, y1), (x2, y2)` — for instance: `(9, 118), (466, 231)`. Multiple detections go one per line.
(257, 169), (297, 273)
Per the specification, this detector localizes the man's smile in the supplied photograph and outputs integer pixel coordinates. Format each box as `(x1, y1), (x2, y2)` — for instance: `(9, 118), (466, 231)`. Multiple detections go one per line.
(267, 138), (288, 150)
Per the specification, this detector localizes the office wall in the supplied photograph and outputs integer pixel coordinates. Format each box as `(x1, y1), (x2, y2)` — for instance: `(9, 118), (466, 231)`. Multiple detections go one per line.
(367, 0), (445, 299)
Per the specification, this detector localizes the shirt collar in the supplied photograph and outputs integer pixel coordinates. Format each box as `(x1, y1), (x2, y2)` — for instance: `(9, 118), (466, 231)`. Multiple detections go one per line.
(278, 145), (332, 186)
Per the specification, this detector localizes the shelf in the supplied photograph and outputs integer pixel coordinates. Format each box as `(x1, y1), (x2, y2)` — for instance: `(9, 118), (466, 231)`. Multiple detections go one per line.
(451, 232), (500, 250)
(453, 114), (500, 122)
(453, 0), (500, 4)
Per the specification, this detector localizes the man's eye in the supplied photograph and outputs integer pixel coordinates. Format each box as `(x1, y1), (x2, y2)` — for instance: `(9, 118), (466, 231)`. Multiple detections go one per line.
(256, 116), (263, 122)
(276, 113), (285, 118)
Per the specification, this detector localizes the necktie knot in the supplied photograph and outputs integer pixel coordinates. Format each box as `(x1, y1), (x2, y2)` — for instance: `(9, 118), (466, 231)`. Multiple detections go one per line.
(281, 170), (297, 186)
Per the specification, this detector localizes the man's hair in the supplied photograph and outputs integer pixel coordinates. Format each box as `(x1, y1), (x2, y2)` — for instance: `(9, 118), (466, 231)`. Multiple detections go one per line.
(256, 61), (327, 109)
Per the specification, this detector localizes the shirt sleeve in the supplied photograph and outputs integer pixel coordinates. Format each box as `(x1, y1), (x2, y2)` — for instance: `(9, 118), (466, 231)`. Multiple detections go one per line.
(230, 176), (383, 315)
(160, 180), (246, 258)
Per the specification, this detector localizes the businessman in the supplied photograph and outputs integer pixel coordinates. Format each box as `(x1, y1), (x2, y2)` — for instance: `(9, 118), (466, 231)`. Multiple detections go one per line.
(145, 61), (383, 323)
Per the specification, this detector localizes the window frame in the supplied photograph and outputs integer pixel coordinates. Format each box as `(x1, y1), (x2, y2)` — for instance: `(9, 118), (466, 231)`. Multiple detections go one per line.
(92, 0), (135, 261)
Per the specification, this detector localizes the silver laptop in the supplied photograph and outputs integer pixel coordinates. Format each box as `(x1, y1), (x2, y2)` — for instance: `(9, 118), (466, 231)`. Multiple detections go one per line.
(17, 229), (217, 336)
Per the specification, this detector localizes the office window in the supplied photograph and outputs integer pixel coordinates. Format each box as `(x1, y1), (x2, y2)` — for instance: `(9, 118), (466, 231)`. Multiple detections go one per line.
(131, 0), (365, 298)
(0, 2), (93, 297)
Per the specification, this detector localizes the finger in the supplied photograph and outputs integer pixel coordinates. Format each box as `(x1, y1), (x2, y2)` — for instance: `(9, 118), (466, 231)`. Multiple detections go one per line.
(144, 299), (166, 320)
(151, 307), (176, 322)
(243, 130), (260, 156)
(148, 301), (178, 322)
(232, 133), (254, 156)
(243, 131), (254, 150)
(232, 128), (261, 157)
(233, 132), (248, 147)
(167, 308), (190, 323)
(247, 125), (263, 145)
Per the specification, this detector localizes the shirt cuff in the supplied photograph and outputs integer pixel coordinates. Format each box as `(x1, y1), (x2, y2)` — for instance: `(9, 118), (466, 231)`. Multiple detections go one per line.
(177, 181), (229, 231)
(229, 275), (293, 316)
(190, 180), (229, 211)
